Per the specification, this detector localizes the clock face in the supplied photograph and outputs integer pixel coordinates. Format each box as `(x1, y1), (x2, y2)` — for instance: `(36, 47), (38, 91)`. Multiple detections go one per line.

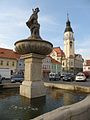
(64, 33), (74, 40)
(64, 34), (68, 40)
(69, 33), (73, 40)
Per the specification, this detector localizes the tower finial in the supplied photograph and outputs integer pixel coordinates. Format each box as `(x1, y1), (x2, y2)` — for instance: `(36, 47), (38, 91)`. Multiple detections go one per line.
(67, 13), (69, 21)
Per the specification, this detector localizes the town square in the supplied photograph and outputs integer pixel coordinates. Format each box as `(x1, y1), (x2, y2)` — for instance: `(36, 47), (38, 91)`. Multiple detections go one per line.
(0, 0), (90, 120)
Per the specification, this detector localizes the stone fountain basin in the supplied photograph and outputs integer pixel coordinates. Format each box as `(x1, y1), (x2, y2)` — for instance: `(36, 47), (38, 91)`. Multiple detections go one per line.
(14, 39), (53, 55)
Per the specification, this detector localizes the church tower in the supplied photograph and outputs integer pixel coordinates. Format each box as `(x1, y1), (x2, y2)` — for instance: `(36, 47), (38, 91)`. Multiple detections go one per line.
(63, 14), (75, 72)
(64, 14), (75, 58)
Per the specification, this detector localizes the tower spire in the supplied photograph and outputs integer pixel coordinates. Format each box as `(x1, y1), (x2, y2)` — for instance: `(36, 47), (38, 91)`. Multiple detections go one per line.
(64, 13), (73, 33)
(67, 13), (69, 21)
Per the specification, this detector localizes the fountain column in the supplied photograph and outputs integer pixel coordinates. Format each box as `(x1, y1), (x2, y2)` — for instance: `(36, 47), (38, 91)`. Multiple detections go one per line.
(20, 53), (46, 98)
(14, 7), (53, 99)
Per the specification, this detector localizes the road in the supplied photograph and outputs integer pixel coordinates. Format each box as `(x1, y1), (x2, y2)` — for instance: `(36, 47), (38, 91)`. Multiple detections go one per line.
(1, 78), (90, 88)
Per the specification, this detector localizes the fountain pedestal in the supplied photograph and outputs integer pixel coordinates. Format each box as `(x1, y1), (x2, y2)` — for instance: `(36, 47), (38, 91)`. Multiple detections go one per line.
(20, 53), (46, 98)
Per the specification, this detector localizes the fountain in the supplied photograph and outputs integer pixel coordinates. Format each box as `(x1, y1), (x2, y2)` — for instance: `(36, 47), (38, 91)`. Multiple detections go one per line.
(14, 7), (53, 99)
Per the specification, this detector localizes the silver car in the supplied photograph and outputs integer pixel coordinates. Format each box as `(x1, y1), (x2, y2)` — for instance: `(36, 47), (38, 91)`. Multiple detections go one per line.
(75, 73), (86, 82)
(11, 74), (24, 83)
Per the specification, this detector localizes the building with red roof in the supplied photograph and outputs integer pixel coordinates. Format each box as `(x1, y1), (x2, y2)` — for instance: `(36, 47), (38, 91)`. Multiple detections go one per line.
(0, 48), (20, 59)
(83, 60), (90, 77)
(83, 60), (90, 75)
(0, 48), (21, 78)
(50, 47), (65, 63)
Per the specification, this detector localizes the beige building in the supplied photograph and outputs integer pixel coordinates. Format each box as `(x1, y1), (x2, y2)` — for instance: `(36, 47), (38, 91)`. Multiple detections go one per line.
(62, 15), (83, 74)
(0, 48), (20, 78)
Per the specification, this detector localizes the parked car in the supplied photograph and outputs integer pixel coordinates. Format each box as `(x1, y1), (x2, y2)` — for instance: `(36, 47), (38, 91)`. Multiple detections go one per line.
(49, 72), (60, 81)
(75, 72), (86, 82)
(61, 73), (66, 79)
(62, 73), (75, 82)
(11, 74), (24, 83)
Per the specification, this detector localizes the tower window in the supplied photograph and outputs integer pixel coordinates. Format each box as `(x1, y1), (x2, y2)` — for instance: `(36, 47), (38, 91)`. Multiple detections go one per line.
(71, 62), (73, 66)
(70, 41), (72, 48)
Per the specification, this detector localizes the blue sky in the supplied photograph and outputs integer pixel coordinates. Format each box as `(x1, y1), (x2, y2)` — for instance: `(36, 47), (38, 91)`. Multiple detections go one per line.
(0, 0), (90, 60)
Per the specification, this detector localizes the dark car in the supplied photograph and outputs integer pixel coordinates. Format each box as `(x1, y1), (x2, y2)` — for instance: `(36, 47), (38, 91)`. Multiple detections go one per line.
(62, 74), (75, 82)
(11, 74), (24, 83)
(49, 73), (60, 81)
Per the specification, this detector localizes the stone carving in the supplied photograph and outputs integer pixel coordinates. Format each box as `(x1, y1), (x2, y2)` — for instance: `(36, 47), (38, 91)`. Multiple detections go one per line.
(26, 7), (41, 39)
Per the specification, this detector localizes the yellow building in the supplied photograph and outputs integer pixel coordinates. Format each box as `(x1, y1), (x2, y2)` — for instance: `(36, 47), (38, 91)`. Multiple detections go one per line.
(0, 48), (20, 78)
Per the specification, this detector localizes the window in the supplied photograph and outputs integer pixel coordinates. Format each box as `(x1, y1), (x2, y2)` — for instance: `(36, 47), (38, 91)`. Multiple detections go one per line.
(7, 61), (9, 66)
(52, 53), (55, 56)
(88, 67), (90, 70)
(19, 63), (21, 66)
(12, 62), (15, 66)
(49, 65), (50, 69)
(57, 58), (59, 60)
(0, 60), (3, 65)
(71, 62), (73, 66)
(70, 41), (72, 48)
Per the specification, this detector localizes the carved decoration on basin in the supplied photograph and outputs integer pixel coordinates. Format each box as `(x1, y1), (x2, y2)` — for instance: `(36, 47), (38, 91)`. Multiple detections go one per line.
(15, 39), (53, 55)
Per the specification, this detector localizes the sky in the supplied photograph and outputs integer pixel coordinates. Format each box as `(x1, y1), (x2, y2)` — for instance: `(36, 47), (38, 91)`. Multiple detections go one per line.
(0, 0), (90, 60)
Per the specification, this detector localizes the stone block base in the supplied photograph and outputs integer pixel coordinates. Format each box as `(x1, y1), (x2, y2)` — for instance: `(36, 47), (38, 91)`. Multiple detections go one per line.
(20, 80), (46, 99)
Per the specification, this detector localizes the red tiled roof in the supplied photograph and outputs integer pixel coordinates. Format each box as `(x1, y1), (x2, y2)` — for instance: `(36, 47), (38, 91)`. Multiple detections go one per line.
(0, 48), (20, 59)
(49, 56), (61, 64)
(53, 47), (65, 57)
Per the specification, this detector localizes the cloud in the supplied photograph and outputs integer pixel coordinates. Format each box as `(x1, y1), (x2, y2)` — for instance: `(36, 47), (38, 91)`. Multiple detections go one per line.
(0, 38), (13, 49)
(76, 48), (90, 60)
(39, 14), (62, 33)
(75, 36), (90, 59)
(39, 15), (60, 26)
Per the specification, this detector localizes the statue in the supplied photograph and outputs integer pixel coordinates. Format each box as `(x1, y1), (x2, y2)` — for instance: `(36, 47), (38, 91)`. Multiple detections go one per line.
(26, 7), (41, 39)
